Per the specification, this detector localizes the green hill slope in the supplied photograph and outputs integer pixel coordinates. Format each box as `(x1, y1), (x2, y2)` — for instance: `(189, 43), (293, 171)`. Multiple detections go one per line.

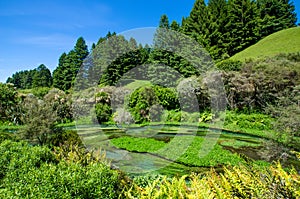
(231, 27), (300, 61)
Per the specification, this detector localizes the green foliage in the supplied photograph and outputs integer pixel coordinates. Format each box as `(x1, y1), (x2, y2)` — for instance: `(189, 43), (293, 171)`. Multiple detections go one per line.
(92, 35), (148, 87)
(31, 86), (51, 98)
(182, 0), (297, 60)
(162, 110), (182, 122)
(266, 86), (300, 146)
(0, 132), (19, 143)
(223, 55), (300, 111)
(216, 59), (243, 71)
(225, 111), (273, 131)
(32, 64), (52, 88)
(159, 136), (245, 167)
(111, 136), (244, 167)
(7, 64), (52, 89)
(126, 163), (300, 198)
(95, 103), (112, 123)
(152, 85), (179, 110)
(257, 0), (297, 37)
(0, 140), (124, 198)
(18, 94), (60, 145)
(0, 140), (56, 180)
(111, 136), (165, 153)
(199, 111), (213, 123)
(128, 86), (159, 123)
(0, 83), (20, 123)
(6, 69), (35, 89)
(162, 110), (200, 123)
(94, 91), (112, 124)
(53, 37), (89, 91)
(52, 52), (67, 89)
(223, 0), (260, 57)
(48, 130), (83, 148)
(44, 88), (73, 123)
(1, 162), (121, 199)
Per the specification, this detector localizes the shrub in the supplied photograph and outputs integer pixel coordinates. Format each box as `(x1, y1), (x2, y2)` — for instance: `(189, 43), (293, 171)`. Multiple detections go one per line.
(48, 129), (83, 148)
(216, 59), (243, 71)
(152, 85), (179, 110)
(224, 111), (273, 131)
(128, 86), (158, 123)
(95, 102), (112, 123)
(31, 87), (51, 98)
(0, 132), (19, 143)
(0, 140), (56, 180)
(0, 140), (125, 198)
(162, 110), (182, 122)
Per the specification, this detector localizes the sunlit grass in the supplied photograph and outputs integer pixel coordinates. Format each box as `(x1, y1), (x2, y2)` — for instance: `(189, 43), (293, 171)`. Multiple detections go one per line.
(123, 80), (152, 90)
(231, 27), (300, 61)
(111, 136), (246, 167)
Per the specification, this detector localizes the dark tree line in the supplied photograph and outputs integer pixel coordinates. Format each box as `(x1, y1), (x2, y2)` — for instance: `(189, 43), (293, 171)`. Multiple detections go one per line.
(7, 37), (89, 92)
(6, 64), (52, 89)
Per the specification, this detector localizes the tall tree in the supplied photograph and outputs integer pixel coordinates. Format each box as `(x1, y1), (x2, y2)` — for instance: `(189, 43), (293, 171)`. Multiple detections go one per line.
(32, 64), (52, 88)
(224, 0), (260, 56)
(53, 52), (67, 90)
(52, 37), (89, 91)
(159, 14), (170, 29)
(207, 0), (229, 60)
(182, 0), (210, 48)
(257, 0), (297, 37)
(74, 37), (89, 62)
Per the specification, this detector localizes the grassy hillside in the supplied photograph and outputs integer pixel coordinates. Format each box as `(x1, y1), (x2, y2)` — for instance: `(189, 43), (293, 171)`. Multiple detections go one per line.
(231, 27), (300, 61)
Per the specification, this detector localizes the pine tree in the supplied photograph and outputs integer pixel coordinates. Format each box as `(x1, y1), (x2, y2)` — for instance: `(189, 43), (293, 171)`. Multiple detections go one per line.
(52, 37), (89, 91)
(74, 37), (89, 62)
(257, 0), (297, 37)
(32, 64), (52, 88)
(159, 14), (170, 29)
(182, 0), (210, 48)
(207, 0), (229, 60)
(224, 0), (260, 56)
(53, 52), (67, 90)
(170, 20), (180, 31)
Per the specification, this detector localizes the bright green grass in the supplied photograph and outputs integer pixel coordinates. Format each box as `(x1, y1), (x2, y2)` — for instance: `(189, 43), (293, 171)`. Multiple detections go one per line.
(111, 136), (245, 167)
(231, 27), (300, 61)
(158, 136), (245, 167)
(110, 136), (165, 152)
(123, 80), (152, 90)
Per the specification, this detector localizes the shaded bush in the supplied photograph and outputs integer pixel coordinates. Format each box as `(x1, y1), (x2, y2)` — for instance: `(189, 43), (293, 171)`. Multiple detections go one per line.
(48, 129), (83, 148)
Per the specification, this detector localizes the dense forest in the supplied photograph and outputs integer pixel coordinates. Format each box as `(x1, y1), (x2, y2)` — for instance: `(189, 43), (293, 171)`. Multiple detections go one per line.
(1, 0), (300, 198)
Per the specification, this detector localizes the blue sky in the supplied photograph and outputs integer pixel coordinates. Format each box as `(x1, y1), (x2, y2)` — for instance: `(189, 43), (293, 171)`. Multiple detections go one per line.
(0, 0), (299, 83)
